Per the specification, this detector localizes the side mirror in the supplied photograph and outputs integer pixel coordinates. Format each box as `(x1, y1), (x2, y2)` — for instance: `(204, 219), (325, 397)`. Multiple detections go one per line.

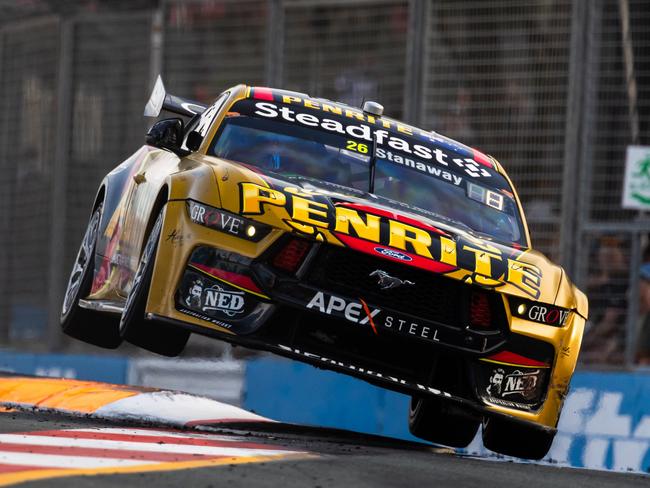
(186, 131), (203, 152)
(146, 118), (185, 154)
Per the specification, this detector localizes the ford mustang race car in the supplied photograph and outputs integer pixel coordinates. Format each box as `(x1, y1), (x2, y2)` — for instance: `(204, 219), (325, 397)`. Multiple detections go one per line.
(61, 77), (588, 460)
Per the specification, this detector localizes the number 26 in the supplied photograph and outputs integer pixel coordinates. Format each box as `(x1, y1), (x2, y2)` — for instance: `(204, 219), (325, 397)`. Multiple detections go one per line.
(346, 140), (369, 154)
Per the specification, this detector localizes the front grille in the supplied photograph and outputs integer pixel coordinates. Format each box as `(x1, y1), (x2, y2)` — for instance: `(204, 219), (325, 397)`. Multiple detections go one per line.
(305, 245), (506, 330)
(307, 245), (464, 326)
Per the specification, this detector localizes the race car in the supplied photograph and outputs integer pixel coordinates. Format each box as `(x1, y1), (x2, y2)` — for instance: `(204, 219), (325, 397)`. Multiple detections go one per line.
(61, 77), (588, 460)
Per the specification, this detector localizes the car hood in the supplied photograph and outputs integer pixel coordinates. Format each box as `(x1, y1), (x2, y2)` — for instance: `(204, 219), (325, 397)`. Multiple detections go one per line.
(211, 159), (579, 312)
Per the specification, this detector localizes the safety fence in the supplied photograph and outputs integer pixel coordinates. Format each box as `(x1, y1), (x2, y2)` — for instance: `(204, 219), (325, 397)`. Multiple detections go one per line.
(0, 0), (649, 367)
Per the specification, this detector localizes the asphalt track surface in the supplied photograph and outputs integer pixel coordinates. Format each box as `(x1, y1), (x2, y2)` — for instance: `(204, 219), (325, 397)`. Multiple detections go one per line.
(0, 410), (646, 488)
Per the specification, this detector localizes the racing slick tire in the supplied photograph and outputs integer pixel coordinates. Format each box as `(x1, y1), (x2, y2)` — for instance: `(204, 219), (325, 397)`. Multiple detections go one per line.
(119, 208), (190, 357)
(408, 396), (479, 448)
(481, 416), (555, 460)
(60, 204), (122, 348)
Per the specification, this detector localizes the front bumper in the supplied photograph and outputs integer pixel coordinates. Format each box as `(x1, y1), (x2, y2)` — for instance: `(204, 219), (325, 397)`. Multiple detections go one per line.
(146, 199), (586, 431)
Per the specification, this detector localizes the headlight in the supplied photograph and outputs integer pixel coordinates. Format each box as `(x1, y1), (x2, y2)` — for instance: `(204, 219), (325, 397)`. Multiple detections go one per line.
(186, 200), (272, 242)
(508, 297), (571, 327)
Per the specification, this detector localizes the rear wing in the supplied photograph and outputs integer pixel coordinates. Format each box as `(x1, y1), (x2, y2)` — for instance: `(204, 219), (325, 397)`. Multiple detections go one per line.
(144, 75), (207, 118)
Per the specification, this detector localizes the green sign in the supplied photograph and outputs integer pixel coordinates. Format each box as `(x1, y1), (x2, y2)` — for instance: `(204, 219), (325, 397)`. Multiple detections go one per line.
(622, 146), (650, 209)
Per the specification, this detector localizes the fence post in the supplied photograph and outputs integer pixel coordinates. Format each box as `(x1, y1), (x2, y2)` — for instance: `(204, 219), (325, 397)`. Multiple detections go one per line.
(404, 0), (427, 126)
(266, 0), (284, 87)
(572, 0), (602, 291)
(559, 0), (589, 276)
(46, 19), (74, 351)
(0, 28), (9, 344)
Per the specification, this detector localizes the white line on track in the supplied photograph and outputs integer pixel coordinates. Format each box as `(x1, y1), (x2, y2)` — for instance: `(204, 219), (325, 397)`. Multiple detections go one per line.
(66, 428), (239, 442)
(0, 451), (151, 469)
(0, 434), (293, 457)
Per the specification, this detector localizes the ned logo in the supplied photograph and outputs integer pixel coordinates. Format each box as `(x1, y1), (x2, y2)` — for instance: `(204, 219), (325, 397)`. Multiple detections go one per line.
(202, 284), (245, 316)
(488, 368), (541, 400)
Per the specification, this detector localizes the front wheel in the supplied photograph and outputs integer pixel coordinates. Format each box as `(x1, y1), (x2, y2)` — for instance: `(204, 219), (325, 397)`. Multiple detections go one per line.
(60, 204), (121, 348)
(408, 396), (479, 448)
(481, 416), (555, 460)
(119, 208), (189, 357)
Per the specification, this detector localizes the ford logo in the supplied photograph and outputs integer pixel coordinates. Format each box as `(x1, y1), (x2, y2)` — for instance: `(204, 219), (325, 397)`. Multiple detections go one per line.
(374, 247), (412, 261)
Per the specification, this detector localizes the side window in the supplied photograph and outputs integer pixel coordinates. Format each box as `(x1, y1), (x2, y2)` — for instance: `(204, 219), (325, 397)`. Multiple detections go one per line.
(182, 92), (229, 151)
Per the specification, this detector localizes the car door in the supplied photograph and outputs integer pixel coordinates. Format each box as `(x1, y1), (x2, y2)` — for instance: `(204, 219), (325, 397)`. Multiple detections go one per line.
(117, 93), (230, 297)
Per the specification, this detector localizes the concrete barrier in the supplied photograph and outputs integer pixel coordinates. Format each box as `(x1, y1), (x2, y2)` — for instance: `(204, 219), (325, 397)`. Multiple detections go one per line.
(127, 358), (244, 406)
(0, 350), (127, 383)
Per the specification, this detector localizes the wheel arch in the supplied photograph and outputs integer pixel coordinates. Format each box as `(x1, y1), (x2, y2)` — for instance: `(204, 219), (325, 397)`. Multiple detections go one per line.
(144, 184), (170, 245)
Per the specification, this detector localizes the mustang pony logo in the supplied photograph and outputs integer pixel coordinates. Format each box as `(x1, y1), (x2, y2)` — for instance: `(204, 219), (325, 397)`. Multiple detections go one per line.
(238, 181), (543, 298)
(370, 270), (414, 290)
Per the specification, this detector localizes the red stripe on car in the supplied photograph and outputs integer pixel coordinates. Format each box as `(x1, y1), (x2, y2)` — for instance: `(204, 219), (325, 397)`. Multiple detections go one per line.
(472, 149), (494, 168)
(485, 351), (549, 368)
(189, 263), (264, 295)
(252, 88), (274, 101)
(334, 233), (455, 274)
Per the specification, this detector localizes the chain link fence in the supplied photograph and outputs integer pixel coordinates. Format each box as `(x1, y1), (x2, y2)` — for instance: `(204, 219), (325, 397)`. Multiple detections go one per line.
(0, 0), (648, 367)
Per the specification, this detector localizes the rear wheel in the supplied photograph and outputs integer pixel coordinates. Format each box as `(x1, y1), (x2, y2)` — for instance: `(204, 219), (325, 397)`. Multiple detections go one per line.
(60, 204), (121, 348)
(119, 208), (189, 357)
(408, 396), (479, 448)
(481, 416), (555, 460)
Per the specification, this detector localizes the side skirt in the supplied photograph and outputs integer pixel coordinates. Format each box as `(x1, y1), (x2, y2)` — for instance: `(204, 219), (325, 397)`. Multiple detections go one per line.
(78, 299), (124, 315)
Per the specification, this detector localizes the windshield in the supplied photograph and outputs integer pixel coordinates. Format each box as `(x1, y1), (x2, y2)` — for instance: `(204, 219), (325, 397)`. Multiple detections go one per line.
(212, 115), (370, 191)
(210, 98), (526, 245)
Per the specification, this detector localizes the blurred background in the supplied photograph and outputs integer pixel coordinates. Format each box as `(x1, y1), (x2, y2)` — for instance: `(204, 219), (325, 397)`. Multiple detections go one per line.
(0, 0), (649, 376)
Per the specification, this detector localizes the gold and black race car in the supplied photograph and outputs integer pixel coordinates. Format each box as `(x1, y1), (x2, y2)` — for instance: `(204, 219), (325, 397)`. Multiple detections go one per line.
(61, 78), (588, 459)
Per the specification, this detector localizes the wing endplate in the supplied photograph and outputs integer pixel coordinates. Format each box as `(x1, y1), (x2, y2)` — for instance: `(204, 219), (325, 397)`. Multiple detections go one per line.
(144, 75), (207, 118)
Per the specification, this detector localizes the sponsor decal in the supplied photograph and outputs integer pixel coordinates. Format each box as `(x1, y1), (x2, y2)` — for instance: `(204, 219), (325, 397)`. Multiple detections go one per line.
(527, 305), (570, 326)
(177, 306), (233, 329)
(195, 102), (220, 137)
(384, 315), (440, 342)
(374, 147), (467, 182)
(487, 367), (542, 401)
(188, 201), (245, 235)
(306, 291), (379, 325)
(373, 247), (412, 262)
(369, 269), (414, 290)
(305, 291), (440, 343)
(511, 299), (570, 326)
(375, 146), (474, 181)
(250, 93), (493, 169)
(277, 343), (452, 398)
(252, 101), (492, 179)
(188, 200), (270, 242)
(239, 182), (543, 298)
(185, 279), (203, 308)
(165, 228), (188, 246)
(183, 279), (245, 317)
